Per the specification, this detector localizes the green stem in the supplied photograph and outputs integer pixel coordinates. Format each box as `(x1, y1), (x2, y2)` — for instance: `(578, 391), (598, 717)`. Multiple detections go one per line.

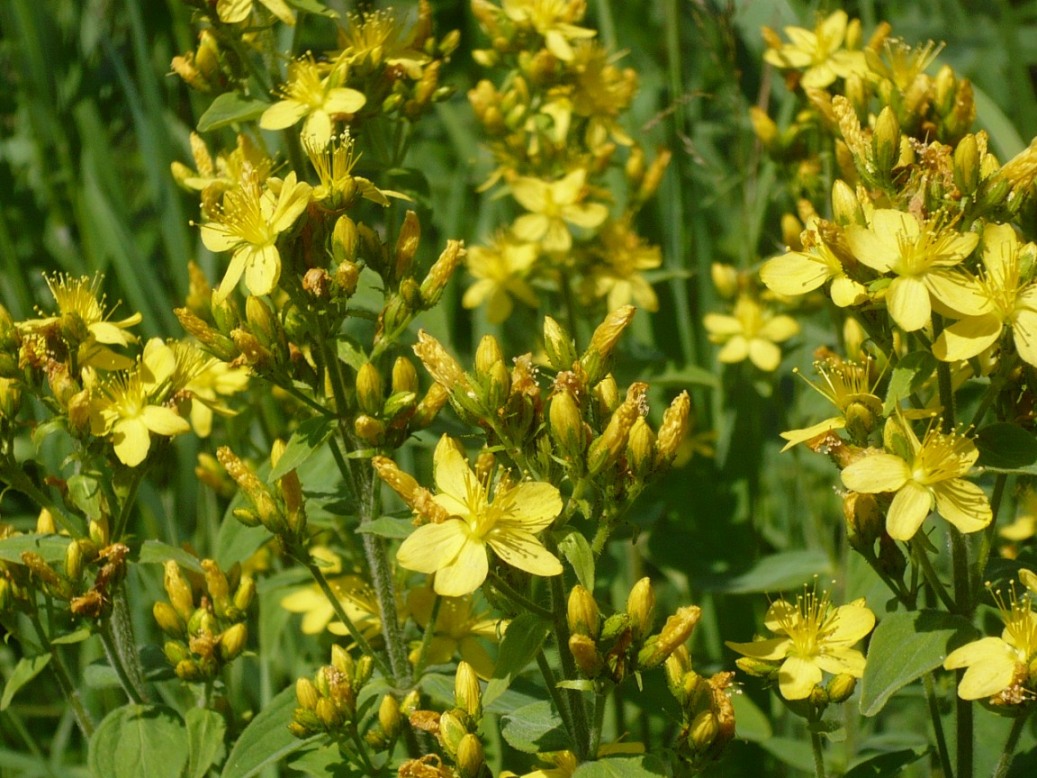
(99, 619), (145, 704)
(348, 724), (379, 775)
(955, 670), (973, 778)
(303, 554), (393, 679)
(992, 710), (1029, 778)
(809, 727), (826, 778)
(911, 537), (956, 612)
(975, 473), (1008, 602)
(549, 572), (590, 760)
(536, 649), (577, 751)
(923, 672), (954, 778)
(589, 686), (607, 759)
(28, 611), (94, 737)
(486, 569), (554, 620)
(111, 465), (146, 543)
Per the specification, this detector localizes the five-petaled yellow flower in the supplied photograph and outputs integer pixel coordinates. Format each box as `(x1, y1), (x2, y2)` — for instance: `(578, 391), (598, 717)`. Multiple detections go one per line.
(845, 209), (982, 332)
(727, 589), (875, 701)
(703, 294), (799, 372)
(763, 10), (867, 89)
(841, 417), (992, 541)
(407, 586), (504, 678)
(200, 170), (312, 303)
(509, 169), (609, 252)
(944, 583), (1037, 702)
(933, 223), (1037, 366)
(760, 218), (867, 307)
(259, 57), (367, 148)
(779, 356), (881, 451)
(463, 232), (540, 323)
(500, 0), (596, 62)
(396, 435), (563, 597)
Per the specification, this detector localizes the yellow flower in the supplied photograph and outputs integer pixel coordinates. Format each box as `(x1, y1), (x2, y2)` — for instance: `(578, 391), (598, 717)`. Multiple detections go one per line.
(763, 10), (867, 89)
(216, 0), (295, 26)
(407, 586), (504, 678)
(586, 219), (661, 312)
(760, 218), (867, 307)
(841, 417), (992, 541)
(509, 169), (609, 252)
(89, 339), (192, 467)
(396, 436), (563, 597)
(200, 170), (312, 303)
(259, 57), (366, 147)
(336, 7), (430, 78)
(1000, 490), (1037, 543)
(703, 294), (799, 372)
(780, 355), (881, 451)
(303, 131), (408, 209)
(171, 133), (272, 217)
(501, 0), (596, 62)
(463, 232), (540, 323)
(173, 342), (249, 438)
(944, 585), (1037, 702)
(20, 274), (142, 372)
(726, 589), (875, 701)
(933, 223), (1037, 366)
(845, 209), (982, 332)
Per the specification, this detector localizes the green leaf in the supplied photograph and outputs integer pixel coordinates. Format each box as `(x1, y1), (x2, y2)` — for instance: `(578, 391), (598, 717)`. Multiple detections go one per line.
(883, 351), (936, 415)
(975, 423), (1037, 474)
(730, 691), (772, 742)
(88, 704), (188, 778)
(221, 685), (305, 778)
(67, 473), (103, 520)
(197, 93), (268, 132)
(284, 0), (339, 17)
(52, 626), (93, 645)
(355, 517), (414, 539)
(484, 613), (549, 707)
(556, 679), (595, 691)
(557, 530), (594, 590)
(335, 338), (368, 372)
(709, 550), (832, 593)
(843, 746), (928, 778)
(185, 708), (227, 778)
(646, 362), (719, 389)
(288, 743), (363, 777)
(571, 755), (669, 777)
(270, 416), (335, 480)
(137, 540), (204, 573)
(860, 610), (978, 716)
(500, 700), (569, 754)
(0, 654), (52, 711)
(0, 533), (70, 565)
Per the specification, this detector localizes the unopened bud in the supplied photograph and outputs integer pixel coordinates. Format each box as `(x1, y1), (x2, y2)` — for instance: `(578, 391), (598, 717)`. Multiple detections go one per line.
(36, 508), (57, 535)
(297, 677), (319, 710)
(202, 559), (231, 616)
(357, 362), (385, 416)
(438, 710), (467, 756)
(569, 633), (603, 677)
(593, 374), (620, 416)
(332, 215), (359, 265)
(655, 391), (690, 468)
(164, 560), (196, 621)
(378, 694), (401, 738)
(550, 389), (585, 463)
(420, 240), (465, 307)
(455, 661), (482, 719)
(831, 180), (864, 227)
(689, 710), (719, 752)
(394, 211), (421, 281)
(567, 585), (600, 638)
(954, 133), (980, 196)
(626, 577), (655, 640)
(543, 316), (578, 370)
(218, 622), (248, 661)
(154, 600), (186, 637)
(749, 106), (779, 150)
(233, 575), (256, 612)
(627, 417), (656, 479)
(710, 263), (739, 299)
(638, 605), (702, 669)
(873, 106), (900, 179)
(827, 672), (857, 703)
(392, 357), (419, 395)
(457, 734), (484, 778)
(582, 306), (635, 383)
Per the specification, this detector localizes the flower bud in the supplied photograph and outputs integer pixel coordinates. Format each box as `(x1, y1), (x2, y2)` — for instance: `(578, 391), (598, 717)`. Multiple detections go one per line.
(843, 491), (884, 552)
(954, 133), (980, 196)
(164, 640), (191, 666)
(233, 574), (256, 612)
(626, 578), (655, 640)
(36, 508), (57, 535)
(457, 734), (484, 778)
(475, 335), (505, 379)
(455, 661), (482, 719)
(392, 356), (420, 395)
(296, 677), (319, 710)
(164, 560), (196, 621)
(357, 362), (385, 416)
(202, 559), (231, 617)
(218, 622), (247, 661)
(420, 240), (465, 307)
(354, 414), (386, 444)
(831, 179), (864, 227)
(581, 306), (635, 384)
(543, 316), (577, 370)
(174, 308), (238, 361)
(550, 389), (585, 463)
(627, 417), (656, 479)
(394, 211), (421, 281)
(749, 106), (778, 150)
(567, 584), (600, 638)
(710, 263), (739, 299)
(331, 644), (354, 676)
(153, 601), (186, 638)
(437, 710), (467, 756)
(827, 673), (857, 703)
(655, 391), (690, 469)
(332, 215), (359, 265)
(689, 710), (719, 753)
(569, 633), (603, 678)
(639, 606), (702, 669)
(873, 106), (900, 180)
(600, 611), (631, 642)
(593, 374), (620, 416)
(378, 694), (401, 739)
(588, 392), (642, 476)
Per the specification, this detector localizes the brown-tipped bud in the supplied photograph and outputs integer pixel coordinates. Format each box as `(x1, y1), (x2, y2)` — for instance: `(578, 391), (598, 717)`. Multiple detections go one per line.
(413, 331), (466, 393)
(392, 357), (420, 395)
(831, 179), (864, 227)
(457, 734), (484, 778)
(154, 601), (186, 638)
(437, 710), (467, 756)
(164, 560), (196, 621)
(412, 382), (450, 429)
(655, 391), (690, 469)
(567, 585), (600, 638)
(550, 389), (585, 463)
(827, 672), (857, 703)
(626, 577), (656, 640)
(202, 559), (231, 616)
(582, 305), (635, 383)
(639, 606), (702, 669)
(455, 661), (482, 719)
(587, 393), (642, 476)
(332, 215), (359, 265)
(357, 362), (385, 416)
(627, 417), (656, 479)
(954, 133), (980, 196)
(230, 328), (273, 370)
(543, 316), (577, 370)
(749, 106), (779, 151)
(420, 240), (465, 307)
(218, 622), (247, 662)
(873, 106), (900, 179)
(302, 268), (332, 300)
(334, 260), (361, 298)
(36, 508), (57, 535)
(297, 677), (319, 710)
(394, 210), (421, 281)
(569, 633), (604, 677)
(593, 375), (620, 416)
(175, 308), (238, 361)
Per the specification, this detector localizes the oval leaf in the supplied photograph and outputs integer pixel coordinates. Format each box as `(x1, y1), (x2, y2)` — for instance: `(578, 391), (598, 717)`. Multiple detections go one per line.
(270, 416), (335, 480)
(186, 708), (227, 778)
(975, 423), (1037, 474)
(883, 351), (936, 415)
(138, 540), (204, 573)
(501, 700), (569, 754)
(89, 704), (188, 778)
(859, 609), (978, 716)
(0, 533), (72, 565)
(484, 613), (549, 708)
(572, 755), (669, 777)
(1, 654), (52, 711)
(710, 549), (831, 594)
(197, 93), (269, 132)
(557, 530), (594, 591)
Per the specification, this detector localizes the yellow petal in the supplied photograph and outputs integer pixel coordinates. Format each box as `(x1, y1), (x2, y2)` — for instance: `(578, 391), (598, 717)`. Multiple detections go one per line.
(885, 480), (934, 540)
(1012, 308), (1037, 367)
(510, 177), (548, 213)
(815, 647), (866, 678)
(259, 100), (309, 130)
(760, 253), (830, 296)
(887, 276), (931, 331)
(925, 270), (988, 317)
(112, 418), (151, 467)
(716, 336), (749, 364)
(780, 417), (845, 451)
(778, 654), (822, 700)
(323, 88), (367, 116)
(496, 481), (562, 531)
(748, 338), (782, 372)
(243, 244), (281, 297)
(217, 0), (251, 23)
(826, 602), (876, 644)
(140, 406), (191, 436)
(397, 521), (467, 574)
(512, 213), (549, 243)
(434, 436), (480, 508)
(724, 636), (789, 661)
(200, 222), (239, 253)
(214, 250), (248, 305)
(932, 478), (992, 534)
(487, 530), (562, 576)
(758, 315), (800, 343)
(944, 637), (1017, 699)
(562, 202), (608, 229)
(435, 539), (489, 597)
(933, 314), (1002, 362)
(841, 453), (910, 493)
